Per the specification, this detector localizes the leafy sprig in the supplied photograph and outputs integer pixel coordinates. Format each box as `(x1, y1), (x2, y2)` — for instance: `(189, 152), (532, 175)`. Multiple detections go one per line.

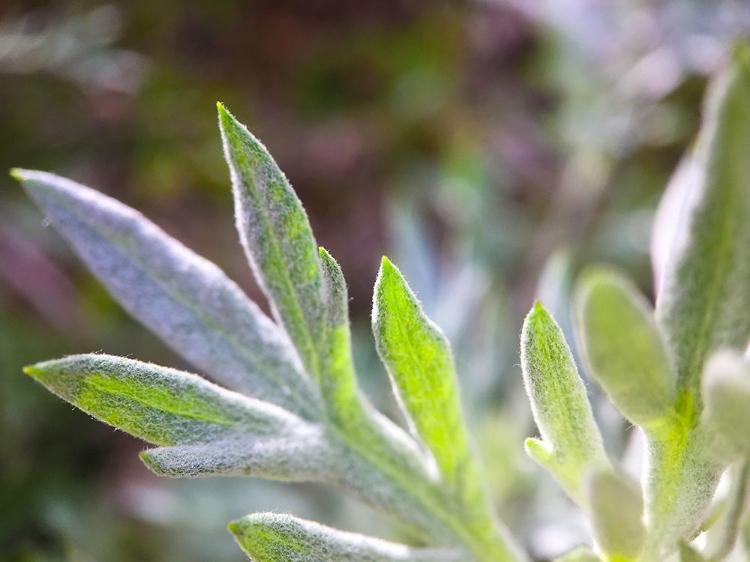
(14, 40), (750, 562)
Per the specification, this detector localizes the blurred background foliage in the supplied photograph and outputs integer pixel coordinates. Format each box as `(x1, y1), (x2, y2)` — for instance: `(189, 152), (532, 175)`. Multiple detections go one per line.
(2, 1), (750, 560)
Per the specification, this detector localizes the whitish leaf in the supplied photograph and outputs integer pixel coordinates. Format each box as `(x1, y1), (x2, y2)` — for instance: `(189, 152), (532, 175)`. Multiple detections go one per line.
(11, 169), (318, 419)
(552, 546), (601, 562)
(656, 42), (750, 395)
(574, 267), (675, 428)
(140, 428), (329, 481)
(24, 354), (307, 446)
(521, 301), (608, 504)
(228, 513), (468, 562)
(218, 103), (326, 382)
(702, 351), (750, 458)
(585, 470), (645, 560)
(372, 257), (476, 495)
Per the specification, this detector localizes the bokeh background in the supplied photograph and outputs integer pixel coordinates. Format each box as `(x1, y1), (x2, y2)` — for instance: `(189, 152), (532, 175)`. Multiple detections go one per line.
(2, 1), (750, 561)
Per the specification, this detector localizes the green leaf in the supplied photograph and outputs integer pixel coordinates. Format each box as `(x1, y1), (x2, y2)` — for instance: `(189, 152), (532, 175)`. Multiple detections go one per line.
(702, 351), (750, 458)
(24, 354), (307, 447)
(218, 104), (326, 382)
(552, 546), (601, 562)
(640, 43), (750, 558)
(573, 267), (675, 428)
(371, 257), (476, 496)
(12, 169), (318, 419)
(520, 301), (608, 504)
(656, 41), (750, 396)
(318, 248), (428, 480)
(585, 470), (645, 560)
(228, 513), (468, 562)
(318, 246), (363, 426)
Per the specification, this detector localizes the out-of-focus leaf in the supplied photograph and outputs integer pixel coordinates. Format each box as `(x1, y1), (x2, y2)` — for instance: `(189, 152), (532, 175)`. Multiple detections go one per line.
(552, 546), (601, 562)
(702, 351), (750, 458)
(24, 354), (306, 446)
(703, 456), (750, 560)
(678, 542), (707, 562)
(371, 257), (476, 496)
(521, 301), (608, 504)
(574, 267), (674, 428)
(656, 42), (750, 395)
(11, 169), (319, 419)
(218, 103), (326, 382)
(585, 470), (645, 560)
(228, 513), (468, 562)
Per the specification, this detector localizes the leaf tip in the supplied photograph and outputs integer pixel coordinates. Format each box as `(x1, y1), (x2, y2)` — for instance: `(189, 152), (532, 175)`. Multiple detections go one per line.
(22, 364), (41, 378)
(9, 168), (26, 181)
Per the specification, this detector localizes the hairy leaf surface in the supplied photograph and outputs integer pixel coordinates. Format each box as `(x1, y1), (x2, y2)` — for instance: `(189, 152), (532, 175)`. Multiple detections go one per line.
(218, 104), (326, 382)
(521, 302), (608, 503)
(229, 513), (467, 562)
(12, 169), (318, 418)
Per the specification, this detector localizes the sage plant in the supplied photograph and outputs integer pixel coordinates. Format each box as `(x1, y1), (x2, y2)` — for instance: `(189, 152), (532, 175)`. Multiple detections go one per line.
(12, 42), (750, 562)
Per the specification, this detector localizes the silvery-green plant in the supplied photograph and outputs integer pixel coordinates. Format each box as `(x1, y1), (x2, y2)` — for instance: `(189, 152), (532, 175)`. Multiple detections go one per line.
(11, 42), (750, 562)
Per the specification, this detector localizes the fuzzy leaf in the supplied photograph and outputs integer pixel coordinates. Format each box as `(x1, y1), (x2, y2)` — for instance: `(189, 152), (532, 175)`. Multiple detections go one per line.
(372, 257), (476, 495)
(702, 351), (750, 458)
(574, 267), (674, 428)
(521, 301), (608, 503)
(24, 354), (307, 447)
(218, 104), (326, 382)
(552, 546), (601, 562)
(318, 248), (428, 479)
(140, 427), (329, 481)
(656, 42), (750, 395)
(318, 246), (363, 425)
(228, 513), (467, 562)
(11, 169), (318, 419)
(585, 470), (645, 560)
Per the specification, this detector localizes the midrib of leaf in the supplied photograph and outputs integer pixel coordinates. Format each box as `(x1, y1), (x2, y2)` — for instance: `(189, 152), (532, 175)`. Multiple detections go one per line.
(228, 125), (324, 385)
(45, 190), (320, 420)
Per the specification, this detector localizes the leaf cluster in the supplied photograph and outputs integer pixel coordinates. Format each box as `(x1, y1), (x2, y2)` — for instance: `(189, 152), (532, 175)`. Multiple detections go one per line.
(14, 42), (750, 562)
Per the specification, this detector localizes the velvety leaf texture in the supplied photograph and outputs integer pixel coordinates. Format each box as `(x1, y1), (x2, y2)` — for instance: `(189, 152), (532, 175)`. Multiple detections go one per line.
(372, 257), (476, 494)
(521, 302), (608, 504)
(229, 513), (468, 562)
(24, 354), (307, 447)
(12, 169), (319, 419)
(640, 44), (750, 558)
(656, 43), (750, 395)
(218, 103), (327, 383)
(574, 267), (674, 428)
